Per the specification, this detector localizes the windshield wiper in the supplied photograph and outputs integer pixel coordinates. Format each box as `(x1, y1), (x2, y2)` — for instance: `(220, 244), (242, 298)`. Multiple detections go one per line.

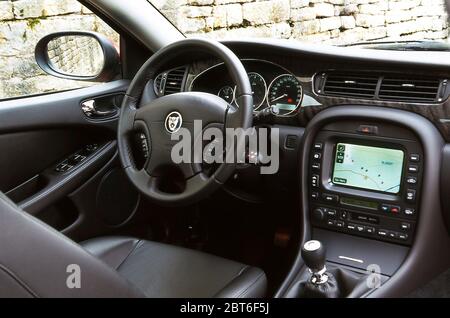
(341, 40), (450, 51)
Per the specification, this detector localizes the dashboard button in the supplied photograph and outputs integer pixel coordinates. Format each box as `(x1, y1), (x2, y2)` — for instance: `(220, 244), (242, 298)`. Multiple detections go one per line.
(357, 125), (378, 134)
(327, 220), (336, 226)
(410, 154), (420, 162)
(398, 233), (409, 240)
(312, 163), (321, 170)
(322, 193), (339, 203)
(408, 165), (419, 173)
(312, 174), (319, 188)
(314, 143), (323, 150)
(390, 206), (400, 214)
(311, 192), (319, 200)
(406, 176), (417, 184)
(366, 227), (375, 234)
(336, 221), (344, 228)
(388, 231), (397, 239)
(313, 153), (322, 160)
(400, 222), (411, 230)
(326, 209), (337, 217)
(380, 204), (390, 212)
(405, 208), (416, 216)
(356, 225), (365, 232)
(347, 223), (356, 231)
(406, 189), (416, 202)
(340, 210), (348, 220)
(377, 229), (388, 237)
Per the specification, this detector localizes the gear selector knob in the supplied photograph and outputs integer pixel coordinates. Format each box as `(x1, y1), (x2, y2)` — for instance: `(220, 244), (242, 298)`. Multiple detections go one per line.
(301, 240), (326, 273)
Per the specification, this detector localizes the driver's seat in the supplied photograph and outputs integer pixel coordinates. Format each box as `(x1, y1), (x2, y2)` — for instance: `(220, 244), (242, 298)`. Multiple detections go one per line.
(0, 192), (266, 298)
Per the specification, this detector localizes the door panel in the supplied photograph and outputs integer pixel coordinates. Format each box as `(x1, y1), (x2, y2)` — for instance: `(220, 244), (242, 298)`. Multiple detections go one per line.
(12, 141), (117, 215)
(0, 80), (129, 133)
(0, 80), (135, 239)
(0, 129), (96, 193)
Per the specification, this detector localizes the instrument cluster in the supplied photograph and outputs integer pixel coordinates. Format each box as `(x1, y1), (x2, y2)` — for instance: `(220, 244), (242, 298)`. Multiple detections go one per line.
(190, 60), (303, 116)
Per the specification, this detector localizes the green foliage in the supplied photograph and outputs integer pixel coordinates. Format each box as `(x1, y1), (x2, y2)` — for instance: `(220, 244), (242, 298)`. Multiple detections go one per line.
(26, 18), (41, 30)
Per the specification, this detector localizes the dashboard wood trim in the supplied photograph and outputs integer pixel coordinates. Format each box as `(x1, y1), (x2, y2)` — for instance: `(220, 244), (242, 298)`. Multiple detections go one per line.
(186, 42), (450, 142)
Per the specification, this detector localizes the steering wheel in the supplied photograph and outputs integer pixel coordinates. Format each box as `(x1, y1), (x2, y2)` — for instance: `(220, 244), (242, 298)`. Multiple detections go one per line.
(117, 39), (253, 206)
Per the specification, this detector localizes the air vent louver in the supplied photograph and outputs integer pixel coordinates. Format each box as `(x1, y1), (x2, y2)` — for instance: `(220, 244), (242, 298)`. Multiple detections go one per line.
(153, 67), (187, 96)
(323, 72), (378, 98)
(164, 67), (186, 95)
(379, 76), (441, 102)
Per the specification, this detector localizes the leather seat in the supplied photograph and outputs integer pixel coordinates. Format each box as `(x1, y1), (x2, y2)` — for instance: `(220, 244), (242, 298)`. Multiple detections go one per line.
(81, 237), (267, 298)
(0, 192), (266, 298)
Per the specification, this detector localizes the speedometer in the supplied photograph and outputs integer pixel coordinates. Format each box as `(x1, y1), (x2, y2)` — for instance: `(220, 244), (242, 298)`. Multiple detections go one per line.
(267, 74), (303, 116)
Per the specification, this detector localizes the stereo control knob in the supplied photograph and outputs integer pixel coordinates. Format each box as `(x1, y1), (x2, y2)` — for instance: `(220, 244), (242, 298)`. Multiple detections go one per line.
(313, 208), (325, 222)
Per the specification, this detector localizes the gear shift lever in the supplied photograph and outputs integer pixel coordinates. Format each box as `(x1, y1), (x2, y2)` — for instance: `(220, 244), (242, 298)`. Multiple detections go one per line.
(297, 240), (340, 298)
(287, 240), (372, 298)
(301, 240), (328, 284)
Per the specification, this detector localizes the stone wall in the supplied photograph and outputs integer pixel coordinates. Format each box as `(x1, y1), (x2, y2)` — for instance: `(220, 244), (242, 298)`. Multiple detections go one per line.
(47, 35), (104, 76)
(1, 0), (449, 100)
(0, 0), (119, 100)
(154, 0), (449, 43)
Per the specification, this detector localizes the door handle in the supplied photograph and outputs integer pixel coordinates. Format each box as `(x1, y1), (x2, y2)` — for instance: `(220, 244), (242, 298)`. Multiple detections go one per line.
(81, 99), (118, 118)
(81, 94), (122, 119)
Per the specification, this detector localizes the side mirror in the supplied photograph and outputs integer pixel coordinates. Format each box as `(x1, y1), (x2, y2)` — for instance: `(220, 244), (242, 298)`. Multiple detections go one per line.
(35, 31), (120, 82)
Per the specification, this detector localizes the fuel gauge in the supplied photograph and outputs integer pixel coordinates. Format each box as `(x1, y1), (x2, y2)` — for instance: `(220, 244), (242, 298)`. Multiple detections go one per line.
(218, 86), (235, 104)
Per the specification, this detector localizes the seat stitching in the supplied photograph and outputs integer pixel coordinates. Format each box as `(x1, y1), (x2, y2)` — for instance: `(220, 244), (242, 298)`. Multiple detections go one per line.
(116, 239), (143, 271)
(0, 263), (39, 298)
(235, 271), (266, 298)
(213, 265), (252, 297)
(237, 265), (250, 276)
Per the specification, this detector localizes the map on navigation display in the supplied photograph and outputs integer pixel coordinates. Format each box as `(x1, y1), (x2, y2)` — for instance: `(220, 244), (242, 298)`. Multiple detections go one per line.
(332, 143), (404, 194)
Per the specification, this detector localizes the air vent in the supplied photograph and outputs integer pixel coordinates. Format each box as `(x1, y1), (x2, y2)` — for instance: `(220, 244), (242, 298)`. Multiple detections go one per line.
(164, 67), (186, 95)
(322, 72), (379, 98)
(154, 73), (164, 96)
(379, 76), (441, 102)
(153, 66), (187, 96)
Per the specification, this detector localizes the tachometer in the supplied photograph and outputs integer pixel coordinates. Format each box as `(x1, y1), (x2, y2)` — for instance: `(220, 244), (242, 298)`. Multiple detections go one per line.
(267, 74), (303, 116)
(248, 72), (267, 110)
(218, 86), (235, 104)
(235, 72), (267, 110)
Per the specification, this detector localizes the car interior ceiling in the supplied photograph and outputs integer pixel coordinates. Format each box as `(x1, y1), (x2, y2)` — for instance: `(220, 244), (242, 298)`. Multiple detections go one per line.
(1, 0), (450, 298)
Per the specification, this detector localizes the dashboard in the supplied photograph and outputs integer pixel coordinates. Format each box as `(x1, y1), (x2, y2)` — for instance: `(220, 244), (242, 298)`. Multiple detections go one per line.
(153, 41), (450, 144)
(148, 39), (450, 297)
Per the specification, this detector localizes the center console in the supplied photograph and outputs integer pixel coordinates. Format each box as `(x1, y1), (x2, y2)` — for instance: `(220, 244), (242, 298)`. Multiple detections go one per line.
(309, 121), (423, 246)
(278, 105), (449, 298)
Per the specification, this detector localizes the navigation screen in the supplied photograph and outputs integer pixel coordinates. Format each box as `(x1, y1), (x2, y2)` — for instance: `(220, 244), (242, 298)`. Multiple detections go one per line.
(332, 143), (404, 194)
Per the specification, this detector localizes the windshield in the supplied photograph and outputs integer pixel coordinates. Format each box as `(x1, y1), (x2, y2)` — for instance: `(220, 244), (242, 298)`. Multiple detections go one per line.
(148, 0), (450, 50)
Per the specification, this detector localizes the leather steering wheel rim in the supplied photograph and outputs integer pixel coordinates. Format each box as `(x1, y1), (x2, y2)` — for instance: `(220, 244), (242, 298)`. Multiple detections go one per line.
(117, 38), (253, 206)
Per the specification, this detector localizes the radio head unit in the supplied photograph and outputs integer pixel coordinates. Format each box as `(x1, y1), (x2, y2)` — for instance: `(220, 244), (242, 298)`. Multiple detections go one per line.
(309, 130), (423, 246)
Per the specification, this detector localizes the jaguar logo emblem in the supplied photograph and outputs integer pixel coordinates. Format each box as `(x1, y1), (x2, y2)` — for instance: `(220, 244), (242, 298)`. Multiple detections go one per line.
(165, 111), (182, 133)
